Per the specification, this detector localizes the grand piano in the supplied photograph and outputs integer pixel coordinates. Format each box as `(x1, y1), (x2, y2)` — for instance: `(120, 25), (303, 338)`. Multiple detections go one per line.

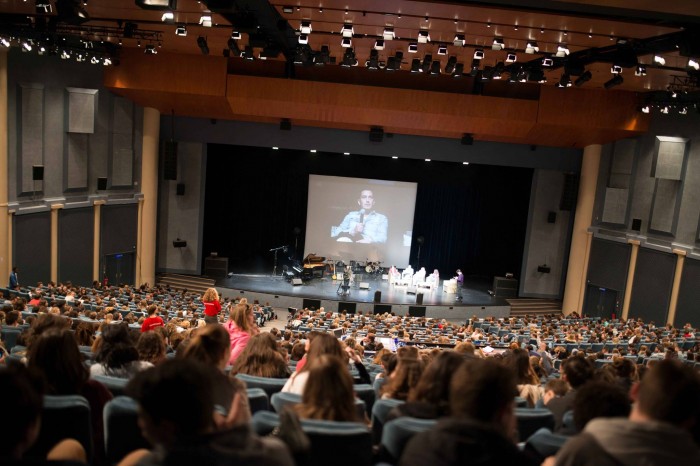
(301, 253), (326, 280)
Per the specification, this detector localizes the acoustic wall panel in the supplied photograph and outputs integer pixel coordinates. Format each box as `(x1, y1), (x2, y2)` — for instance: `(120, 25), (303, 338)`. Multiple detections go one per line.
(649, 179), (680, 235)
(101, 204), (138, 256)
(602, 187), (628, 224)
(675, 257), (700, 327)
(18, 83), (44, 194)
(586, 238), (630, 292)
(66, 88), (98, 134)
(628, 248), (675, 324)
(651, 137), (686, 180)
(110, 96), (135, 187)
(14, 212), (51, 286)
(66, 133), (89, 189)
(58, 208), (94, 285)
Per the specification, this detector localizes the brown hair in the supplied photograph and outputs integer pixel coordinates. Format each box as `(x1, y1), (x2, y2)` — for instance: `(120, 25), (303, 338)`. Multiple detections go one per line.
(295, 355), (359, 422)
(28, 328), (88, 395)
(229, 303), (255, 334)
(231, 333), (290, 378)
(382, 357), (424, 401)
(179, 324), (230, 369)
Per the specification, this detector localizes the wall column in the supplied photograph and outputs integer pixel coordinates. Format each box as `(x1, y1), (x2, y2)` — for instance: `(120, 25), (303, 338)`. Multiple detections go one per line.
(666, 249), (686, 326)
(138, 107), (159, 286)
(50, 204), (63, 282)
(93, 200), (105, 281)
(621, 240), (640, 320)
(0, 50), (8, 287)
(562, 144), (601, 314)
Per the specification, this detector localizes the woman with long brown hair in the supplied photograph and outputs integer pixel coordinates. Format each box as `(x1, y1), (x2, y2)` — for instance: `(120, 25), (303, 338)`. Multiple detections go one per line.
(225, 303), (260, 365)
(504, 348), (543, 407)
(180, 324), (231, 371)
(381, 357), (425, 401)
(231, 333), (290, 378)
(295, 355), (360, 422)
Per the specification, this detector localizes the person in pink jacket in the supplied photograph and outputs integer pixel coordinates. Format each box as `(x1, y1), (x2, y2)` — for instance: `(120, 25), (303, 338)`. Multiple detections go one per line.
(225, 302), (260, 365)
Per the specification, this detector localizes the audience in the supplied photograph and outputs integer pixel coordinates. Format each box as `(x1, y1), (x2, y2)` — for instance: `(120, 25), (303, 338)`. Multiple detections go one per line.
(225, 303), (260, 365)
(91, 323), (153, 378)
(201, 287), (222, 325)
(231, 333), (290, 378)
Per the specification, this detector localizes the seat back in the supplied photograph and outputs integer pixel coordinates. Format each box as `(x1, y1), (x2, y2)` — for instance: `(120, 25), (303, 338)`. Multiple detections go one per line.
(524, 427), (569, 462)
(380, 417), (437, 462)
(235, 373), (289, 399)
(92, 375), (129, 397)
(246, 387), (270, 414)
(370, 398), (405, 444)
(515, 408), (555, 442)
(26, 395), (93, 463)
(1, 327), (22, 351)
(103, 396), (150, 465)
(270, 391), (366, 419)
(353, 384), (376, 415)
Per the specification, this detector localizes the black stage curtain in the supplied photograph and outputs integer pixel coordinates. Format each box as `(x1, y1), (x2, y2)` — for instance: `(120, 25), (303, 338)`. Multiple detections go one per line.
(203, 144), (532, 278)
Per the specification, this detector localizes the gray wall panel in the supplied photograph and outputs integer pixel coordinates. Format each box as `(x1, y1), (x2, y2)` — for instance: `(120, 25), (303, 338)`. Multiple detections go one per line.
(110, 97), (134, 187)
(66, 88), (97, 134)
(58, 208), (94, 286)
(675, 257), (700, 327)
(19, 83), (44, 194)
(586, 238), (630, 292)
(101, 204), (138, 256)
(649, 179), (680, 234)
(66, 133), (89, 189)
(13, 213), (51, 286)
(628, 248), (675, 324)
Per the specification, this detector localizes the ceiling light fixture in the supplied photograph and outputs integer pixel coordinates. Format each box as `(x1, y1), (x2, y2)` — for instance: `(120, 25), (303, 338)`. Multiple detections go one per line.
(175, 24), (187, 36)
(341, 37), (352, 48)
(492, 37), (505, 51)
(525, 41), (539, 54)
(653, 55), (665, 65)
(542, 57), (553, 66)
(437, 44), (447, 55)
(408, 42), (418, 53)
(688, 58), (699, 71)
(161, 11), (174, 23)
(383, 28), (395, 40)
(417, 30), (430, 43)
(610, 64), (622, 74)
(300, 21), (312, 34)
(635, 64), (646, 76)
(374, 39), (385, 50)
(555, 44), (569, 57)
(298, 34), (308, 44)
(341, 24), (354, 38)
(473, 49), (484, 60)
(453, 34), (465, 46)
(231, 31), (242, 40)
(144, 44), (157, 54)
(506, 52), (517, 63)
(199, 15), (212, 27)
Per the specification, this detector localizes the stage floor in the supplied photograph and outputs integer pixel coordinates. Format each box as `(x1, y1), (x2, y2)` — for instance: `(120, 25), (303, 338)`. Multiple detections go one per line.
(216, 273), (509, 308)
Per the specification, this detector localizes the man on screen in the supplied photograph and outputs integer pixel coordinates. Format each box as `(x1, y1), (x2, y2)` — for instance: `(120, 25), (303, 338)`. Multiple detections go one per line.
(331, 189), (388, 244)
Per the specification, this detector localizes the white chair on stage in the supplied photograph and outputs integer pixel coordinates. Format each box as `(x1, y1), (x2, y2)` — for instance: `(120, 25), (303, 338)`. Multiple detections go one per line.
(388, 266), (401, 285)
(399, 265), (414, 286)
(423, 269), (440, 290)
(412, 267), (427, 287)
(443, 278), (457, 293)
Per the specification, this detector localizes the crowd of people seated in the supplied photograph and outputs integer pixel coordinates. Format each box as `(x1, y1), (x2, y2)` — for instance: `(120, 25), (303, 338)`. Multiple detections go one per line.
(0, 279), (699, 466)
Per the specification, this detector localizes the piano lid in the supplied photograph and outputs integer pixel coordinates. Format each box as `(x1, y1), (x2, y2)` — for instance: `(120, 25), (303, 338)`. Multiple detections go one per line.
(303, 253), (326, 264)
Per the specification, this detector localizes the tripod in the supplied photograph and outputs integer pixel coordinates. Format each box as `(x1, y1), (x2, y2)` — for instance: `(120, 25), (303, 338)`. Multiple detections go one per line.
(269, 245), (288, 277)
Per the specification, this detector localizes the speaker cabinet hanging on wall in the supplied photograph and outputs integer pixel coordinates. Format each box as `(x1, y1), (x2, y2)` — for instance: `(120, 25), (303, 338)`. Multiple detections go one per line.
(32, 165), (44, 181)
(163, 141), (178, 180)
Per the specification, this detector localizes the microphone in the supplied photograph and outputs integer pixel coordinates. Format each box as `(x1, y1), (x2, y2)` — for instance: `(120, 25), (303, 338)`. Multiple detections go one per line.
(359, 209), (365, 224)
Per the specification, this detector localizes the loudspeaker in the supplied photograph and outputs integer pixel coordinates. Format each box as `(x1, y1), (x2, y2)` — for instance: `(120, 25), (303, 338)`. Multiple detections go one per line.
(374, 304), (391, 314)
(280, 119), (292, 131)
(97, 177), (108, 190)
(631, 218), (642, 231)
(32, 165), (44, 181)
(292, 278), (303, 286)
(373, 290), (381, 303)
(163, 140), (178, 180)
(461, 133), (474, 145)
(173, 240), (187, 248)
(408, 306), (426, 317)
(560, 173), (579, 211)
(176, 183), (185, 196)
(547, 211), (557, 223)
(338, 302), (356, 314)
(359, 282), (370, 290)
(369, 126), (384, 142)
(416, 293), (424, 305)
(302, 299), (321, 310)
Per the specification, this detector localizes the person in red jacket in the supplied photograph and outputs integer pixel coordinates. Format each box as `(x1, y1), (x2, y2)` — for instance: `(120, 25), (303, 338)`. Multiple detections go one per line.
(202, 287), (222, 325)
(141, 304), (164, 332)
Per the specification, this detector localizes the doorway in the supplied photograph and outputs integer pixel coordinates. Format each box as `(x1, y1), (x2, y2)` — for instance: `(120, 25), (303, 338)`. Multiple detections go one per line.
(104, 252), (135, 286)
(584, 284), (618, 319)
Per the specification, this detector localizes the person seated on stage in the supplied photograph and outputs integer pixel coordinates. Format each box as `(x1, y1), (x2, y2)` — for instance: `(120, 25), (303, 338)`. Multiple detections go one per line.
(426, 269), (440, 288)
(401, 265), (414, 284)
(412, 267), (427, 287)
(388, 265), (401, 285)
(331, 189), (388, 244)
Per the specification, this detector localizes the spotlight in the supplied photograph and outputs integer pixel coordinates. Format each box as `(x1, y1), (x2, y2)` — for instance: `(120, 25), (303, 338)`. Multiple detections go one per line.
(341, 48), (358, 67)
(374, 39), (385, 50)
(452, 63), (464, 77)
(243, 45), (254, 60)
(417, 30), (430, 43)
(408, 42), (418, 53)
(75, 52), (86, 62)
(437, 44), (447, 55)
(556, 73), (572, 88)
(61, 50), (71, 59)
(341, 24), (354, 38)
(144, 44), (157, 54)
(386, 57), (398, 71)
(0, 37), (9, 48)
(688, 58), (699, 71)
(410, 58), (421, 73)
(525, 41), (539, 54)
(653, 55), (665, 65)
(430, 60), (440, 75)
(610, 64), (622, 74)
(641, 105), (650, 113)
(383, 28), (395, 40)
(635, 64), (646, 76)
(492, 37), (505, 50)
(197, 36), (209, 55)
(506, 52), (517, 63)
(453, 34), (465, 46)
(421, 54), (432, 73)
(556, 44), (569, 57)
(679, 107), (688, 115)
(366, 49), (380, 69)
(604, 74), (623, 89)
(660, 106), (669, 114)
(21, 40), (32, 52)
(161, 11), (174, 23)
(473, 49), (484, 60)
(231, 31), (242, 40)
(574, 70), (592, 86)
(36, 2), (52, 13)
(300, 21), (312, 34)
(298, 34), (308, 44)
(103, 57), (112, 66)
(90, 56), (100, 64)
(444, 56), (457, 74)
(542, 57), (554, 66)
(341, 37), (352, 48)
(199, 15), (212, 27)
(175, 25), (187, 36)
(227, 38), (241, 56)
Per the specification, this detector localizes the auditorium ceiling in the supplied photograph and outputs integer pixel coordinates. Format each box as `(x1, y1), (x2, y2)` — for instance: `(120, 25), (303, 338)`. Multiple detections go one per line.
(2, 1), (700, 146)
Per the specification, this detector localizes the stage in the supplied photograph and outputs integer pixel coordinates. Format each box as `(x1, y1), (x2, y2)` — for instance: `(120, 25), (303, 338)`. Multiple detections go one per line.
(214, 272), (512, 319)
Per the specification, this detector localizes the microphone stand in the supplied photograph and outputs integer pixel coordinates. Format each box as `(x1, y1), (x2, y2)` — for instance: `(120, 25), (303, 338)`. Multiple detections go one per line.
(269, 245), (288, 277)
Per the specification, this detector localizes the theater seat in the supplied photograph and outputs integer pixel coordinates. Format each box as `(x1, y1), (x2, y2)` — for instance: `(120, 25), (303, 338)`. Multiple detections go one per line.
(270, 391), (366, 419)
(515, 408), (555, 442)
(1, 327), (22, 351)
(26, 395), (93, 463)
(380, 417), (437, 462)
(92, 374), (128, 397)
(524, 427), (569, 462)
(103, 396), (150, 465)
(246, 387), (270, 414)
(252, 411), (372, 466)
(370, 398), (405, 444)
(235, 373), (289, 399)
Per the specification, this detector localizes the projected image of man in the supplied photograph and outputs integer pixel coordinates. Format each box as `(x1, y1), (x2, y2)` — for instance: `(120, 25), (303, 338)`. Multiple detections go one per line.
(331, 189), (388, 243)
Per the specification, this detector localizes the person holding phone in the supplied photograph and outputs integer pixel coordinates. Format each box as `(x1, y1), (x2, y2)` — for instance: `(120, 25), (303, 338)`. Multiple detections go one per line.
(331, 189), (388, 244)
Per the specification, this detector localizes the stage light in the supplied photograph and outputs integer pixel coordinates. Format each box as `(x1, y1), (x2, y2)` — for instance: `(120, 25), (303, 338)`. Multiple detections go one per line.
(660, 106), (669, 114)
(298, 34), (308, 44)
(197, 36), (209, 55)
(556, 73), (572, 88)
(175, 25), (187, 36)
(688, 58), (699, 71)
(144, 44), (157, 54)
(199, 15), (212, 27)
(341, 37), (352, 48)
(452, 63), (464, 77)
(21, 40), (32, 52)
(453, 34), (465, 46)
(425, 158), (431, 162)
(366, 49), (380, 69)
(610, 64), (622, 74)
(0, 37), (9, 48)
(444, 56), (457, 74)
(392, 156), (398, 159)
(473, 49), (484, 60)
(341, 24), (354, 38)
(161, 11), (174, 22)
(463, 162), (469, 165)
(374, 39), (385, 50)
(383, 28), (395, 40)
(272, 147), (279, 150)
(679, 107), (688, 114)
(310, 149), (317, 153)
(103, 57), (112, 66)
(437, 44), (447, 55)
(604, 74), (623, 89)
(300, 21), (312, 34)
(506, 52), (517, 63)
(90, 56), (100, 64)
(635, 64), (646, 76)
(556, 44), (569, 57)
(641, 105), (650, 113)
(417, 30), (430, 43)
(492, 37), (504, 51)
(542, 57), (554, 66)
(61, 50), (71, 59)
(344, 152), (350, 155)
(36, 2), (52, 13)
(574, 70), (592, 86)
(231, 31), (242, 40)
(243, 45), (254, 60)
(430, 61), (440, 75)
(408, 42), (418, 53)
(525, 41), (539, 54)
(654, 55), (665, 65)
(341, 48), (358, 67)
(227, 38), (241, 56)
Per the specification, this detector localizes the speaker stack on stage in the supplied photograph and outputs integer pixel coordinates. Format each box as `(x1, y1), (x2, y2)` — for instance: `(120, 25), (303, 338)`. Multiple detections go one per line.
(359, 282), (370, 290)
(292, 278), (303, 286)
